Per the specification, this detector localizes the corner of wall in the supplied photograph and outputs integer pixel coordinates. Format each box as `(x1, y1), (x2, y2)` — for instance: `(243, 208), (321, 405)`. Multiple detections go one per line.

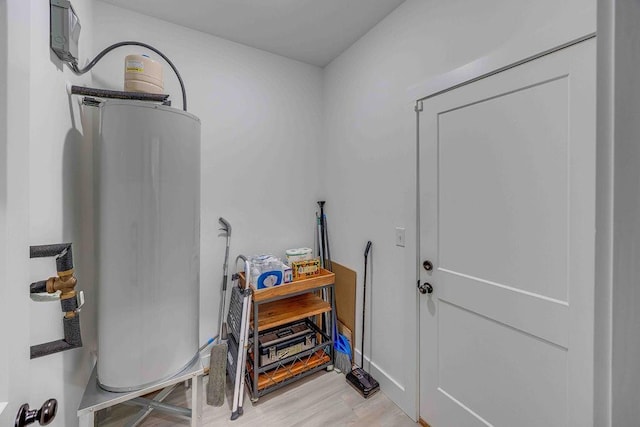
(594, 1), (614, 426)
(0, 0), (9, 409)
(609, 0), (640, 425)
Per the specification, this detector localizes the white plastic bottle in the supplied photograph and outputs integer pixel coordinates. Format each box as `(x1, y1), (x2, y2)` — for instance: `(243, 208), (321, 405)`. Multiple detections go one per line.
(124, 54), (164, 94)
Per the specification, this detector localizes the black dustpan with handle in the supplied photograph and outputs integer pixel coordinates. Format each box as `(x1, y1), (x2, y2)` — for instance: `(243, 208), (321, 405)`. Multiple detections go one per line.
(346, 240), (380, 398)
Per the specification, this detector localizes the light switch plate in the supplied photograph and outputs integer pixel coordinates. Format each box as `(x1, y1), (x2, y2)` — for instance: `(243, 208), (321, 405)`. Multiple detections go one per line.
(395, 227), (405, 247)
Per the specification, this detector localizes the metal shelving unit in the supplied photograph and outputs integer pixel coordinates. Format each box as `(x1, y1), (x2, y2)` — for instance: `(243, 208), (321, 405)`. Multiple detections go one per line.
(240, 269), (336, 401)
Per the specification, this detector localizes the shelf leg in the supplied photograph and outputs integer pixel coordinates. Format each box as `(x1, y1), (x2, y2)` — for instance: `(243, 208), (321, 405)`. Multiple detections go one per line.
(254, 298), (259, 401)
(79, 410), (95, 427)
(331, 284), (336, 364)
(191, 375), (202, 427)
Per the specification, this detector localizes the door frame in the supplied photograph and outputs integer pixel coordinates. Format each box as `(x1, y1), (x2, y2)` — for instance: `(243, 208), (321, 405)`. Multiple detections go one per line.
(1, 1), (32, 424)
(413, 33), (601, 425)
(0, 0), (8, 412)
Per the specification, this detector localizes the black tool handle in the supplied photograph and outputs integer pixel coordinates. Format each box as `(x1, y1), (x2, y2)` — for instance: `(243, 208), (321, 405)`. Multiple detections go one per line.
(364, 241), (372, 258)
(361, 240), (372, 368)
(317, 201), (327, 269)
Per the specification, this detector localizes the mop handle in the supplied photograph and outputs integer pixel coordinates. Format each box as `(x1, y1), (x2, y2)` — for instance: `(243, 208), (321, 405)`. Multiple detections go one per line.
(219, 217), (232, 281)
(218, 217), (232, 339)
(324, 213), (332, 272)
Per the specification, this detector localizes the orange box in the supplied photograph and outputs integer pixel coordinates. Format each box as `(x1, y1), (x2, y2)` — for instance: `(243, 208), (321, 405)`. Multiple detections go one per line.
(292, 258), (320, 280)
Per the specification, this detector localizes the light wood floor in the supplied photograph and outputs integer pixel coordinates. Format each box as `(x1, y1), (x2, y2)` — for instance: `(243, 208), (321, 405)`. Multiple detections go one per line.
(97, 370), (417, 426)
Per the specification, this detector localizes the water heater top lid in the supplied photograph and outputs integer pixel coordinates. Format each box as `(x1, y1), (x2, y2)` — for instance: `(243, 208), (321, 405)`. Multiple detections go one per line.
(99, 99), (200, 123)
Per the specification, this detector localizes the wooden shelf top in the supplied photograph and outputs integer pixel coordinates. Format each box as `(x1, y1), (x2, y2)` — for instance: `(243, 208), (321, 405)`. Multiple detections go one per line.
(240, 268), (335, 302)
(254, 293), (331, 331)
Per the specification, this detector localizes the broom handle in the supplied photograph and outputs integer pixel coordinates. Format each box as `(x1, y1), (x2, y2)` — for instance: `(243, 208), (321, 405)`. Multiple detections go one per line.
(318, 201), (327, 268)
(316, 213), (324, 263)
(362, 241), (372, 368)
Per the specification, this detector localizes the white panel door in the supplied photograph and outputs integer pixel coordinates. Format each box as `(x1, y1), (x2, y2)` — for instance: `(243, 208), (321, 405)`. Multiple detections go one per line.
(419, 39), (595, 427)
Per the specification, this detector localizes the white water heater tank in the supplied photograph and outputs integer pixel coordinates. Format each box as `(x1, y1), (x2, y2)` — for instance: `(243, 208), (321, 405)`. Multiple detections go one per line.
(96, 100), (200, 392)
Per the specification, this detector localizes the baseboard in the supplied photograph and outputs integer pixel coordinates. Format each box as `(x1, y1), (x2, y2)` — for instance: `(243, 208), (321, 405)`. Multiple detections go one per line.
(355, 349), (405, 391)
(354, 349), (416, 420)
(419, 417), (431, 427)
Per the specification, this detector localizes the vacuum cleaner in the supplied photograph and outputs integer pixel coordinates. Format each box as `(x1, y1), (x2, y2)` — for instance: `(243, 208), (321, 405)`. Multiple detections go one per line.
(346, 241), (380, 398)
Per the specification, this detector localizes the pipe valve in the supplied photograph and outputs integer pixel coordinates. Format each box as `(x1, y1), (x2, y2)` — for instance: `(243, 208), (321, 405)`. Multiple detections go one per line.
(29, 243), (83, 358)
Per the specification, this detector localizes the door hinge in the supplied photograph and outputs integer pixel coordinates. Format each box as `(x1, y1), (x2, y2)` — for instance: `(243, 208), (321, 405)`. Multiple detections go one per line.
(414, 100), (423, 113)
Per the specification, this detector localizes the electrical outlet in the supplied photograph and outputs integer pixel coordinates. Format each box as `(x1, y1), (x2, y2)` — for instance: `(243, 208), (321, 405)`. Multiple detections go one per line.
(395, 227), (405, 247)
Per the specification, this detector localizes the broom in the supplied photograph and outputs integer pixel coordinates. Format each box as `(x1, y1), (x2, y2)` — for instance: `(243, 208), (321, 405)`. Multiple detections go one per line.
(207, 217), (232, 406)
(334, 333), (352, 374)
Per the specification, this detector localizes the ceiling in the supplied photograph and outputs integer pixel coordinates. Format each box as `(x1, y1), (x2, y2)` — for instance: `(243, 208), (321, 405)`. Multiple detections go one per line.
(98, 0), (406, 67)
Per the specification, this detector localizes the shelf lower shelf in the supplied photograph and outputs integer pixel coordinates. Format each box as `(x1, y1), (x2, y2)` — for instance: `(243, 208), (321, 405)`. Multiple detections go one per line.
(253, 292), (331, 331)
(247, 349), (331, 391)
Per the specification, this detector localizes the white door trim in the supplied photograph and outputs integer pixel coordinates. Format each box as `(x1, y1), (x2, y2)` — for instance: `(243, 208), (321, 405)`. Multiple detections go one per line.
(411, 32), (595, 104)
(0, 0), (8, 411)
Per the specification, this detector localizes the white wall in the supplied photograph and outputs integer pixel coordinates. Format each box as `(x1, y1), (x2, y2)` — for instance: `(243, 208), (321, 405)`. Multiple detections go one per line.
(6, 0), (322, 423)
(322, 0), (595, 418)
(91, 1), (324, 349)
(27, 0), (95, 426)
(3, 1), (323, 424)
(1, 0), (96, 425)
(2, 1), (33, 425)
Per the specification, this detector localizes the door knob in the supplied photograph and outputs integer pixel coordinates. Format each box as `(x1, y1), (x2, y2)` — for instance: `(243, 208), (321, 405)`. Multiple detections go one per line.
(418, 282), (433, 294)
(14, 399), (57, 427)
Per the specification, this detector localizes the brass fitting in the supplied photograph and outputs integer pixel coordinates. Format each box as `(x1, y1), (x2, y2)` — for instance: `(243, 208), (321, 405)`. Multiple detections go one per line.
(45, 268), (77, 298)
(44, 269), (77, 318)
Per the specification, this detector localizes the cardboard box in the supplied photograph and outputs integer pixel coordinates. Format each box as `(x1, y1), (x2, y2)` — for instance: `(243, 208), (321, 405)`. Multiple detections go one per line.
(292, 258), (320, 280)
